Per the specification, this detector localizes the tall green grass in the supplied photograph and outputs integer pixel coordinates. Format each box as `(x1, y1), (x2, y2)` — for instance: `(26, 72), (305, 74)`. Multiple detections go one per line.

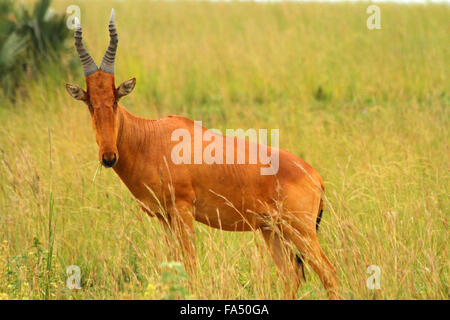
(0, 1), (448, 299)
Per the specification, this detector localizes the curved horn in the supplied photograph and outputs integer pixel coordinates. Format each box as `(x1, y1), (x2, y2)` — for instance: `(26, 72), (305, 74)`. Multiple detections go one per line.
(74, 17), (98, 77)
(100, 9), (118, 74)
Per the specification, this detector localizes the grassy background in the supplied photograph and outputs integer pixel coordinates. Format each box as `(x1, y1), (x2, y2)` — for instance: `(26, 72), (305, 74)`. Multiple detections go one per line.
(0, 0), (448, 299)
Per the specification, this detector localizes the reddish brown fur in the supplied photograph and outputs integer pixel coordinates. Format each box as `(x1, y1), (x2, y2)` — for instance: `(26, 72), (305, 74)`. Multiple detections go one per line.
(71, 70), (338, 299)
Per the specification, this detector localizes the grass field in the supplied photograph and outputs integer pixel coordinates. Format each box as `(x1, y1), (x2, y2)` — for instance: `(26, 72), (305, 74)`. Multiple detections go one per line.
(0, 1), (448, 299)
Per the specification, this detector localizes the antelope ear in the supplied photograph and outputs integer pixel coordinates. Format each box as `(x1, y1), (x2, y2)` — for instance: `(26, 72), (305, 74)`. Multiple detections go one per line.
(116, 78), (136, 99)
(65, 83), (87, 101)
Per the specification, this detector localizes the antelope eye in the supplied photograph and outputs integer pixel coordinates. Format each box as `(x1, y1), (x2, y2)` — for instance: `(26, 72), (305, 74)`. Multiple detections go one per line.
(88, 102), (93, 108)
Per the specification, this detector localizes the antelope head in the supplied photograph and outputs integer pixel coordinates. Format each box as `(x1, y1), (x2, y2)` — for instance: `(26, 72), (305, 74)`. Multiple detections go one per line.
(65, 9), (136, 168)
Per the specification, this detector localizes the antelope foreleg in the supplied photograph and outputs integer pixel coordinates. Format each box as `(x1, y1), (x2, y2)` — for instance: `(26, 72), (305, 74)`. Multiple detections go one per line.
(167, 202), (197, 276)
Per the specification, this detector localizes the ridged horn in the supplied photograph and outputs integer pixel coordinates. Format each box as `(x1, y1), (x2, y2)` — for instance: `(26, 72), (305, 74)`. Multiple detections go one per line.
(100, 9), (118, 74)
(74, 17), (98, 77)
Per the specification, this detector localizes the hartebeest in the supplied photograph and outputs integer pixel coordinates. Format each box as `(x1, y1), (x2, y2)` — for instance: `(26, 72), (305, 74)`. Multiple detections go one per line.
(65, 10), (338, 299)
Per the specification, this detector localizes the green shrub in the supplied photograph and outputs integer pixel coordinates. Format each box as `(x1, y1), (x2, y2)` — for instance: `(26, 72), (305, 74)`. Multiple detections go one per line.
(0, 0), (69, 99)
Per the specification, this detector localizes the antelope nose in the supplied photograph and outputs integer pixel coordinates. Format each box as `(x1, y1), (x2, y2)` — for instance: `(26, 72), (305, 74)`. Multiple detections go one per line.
(102, 152), (117, 168)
